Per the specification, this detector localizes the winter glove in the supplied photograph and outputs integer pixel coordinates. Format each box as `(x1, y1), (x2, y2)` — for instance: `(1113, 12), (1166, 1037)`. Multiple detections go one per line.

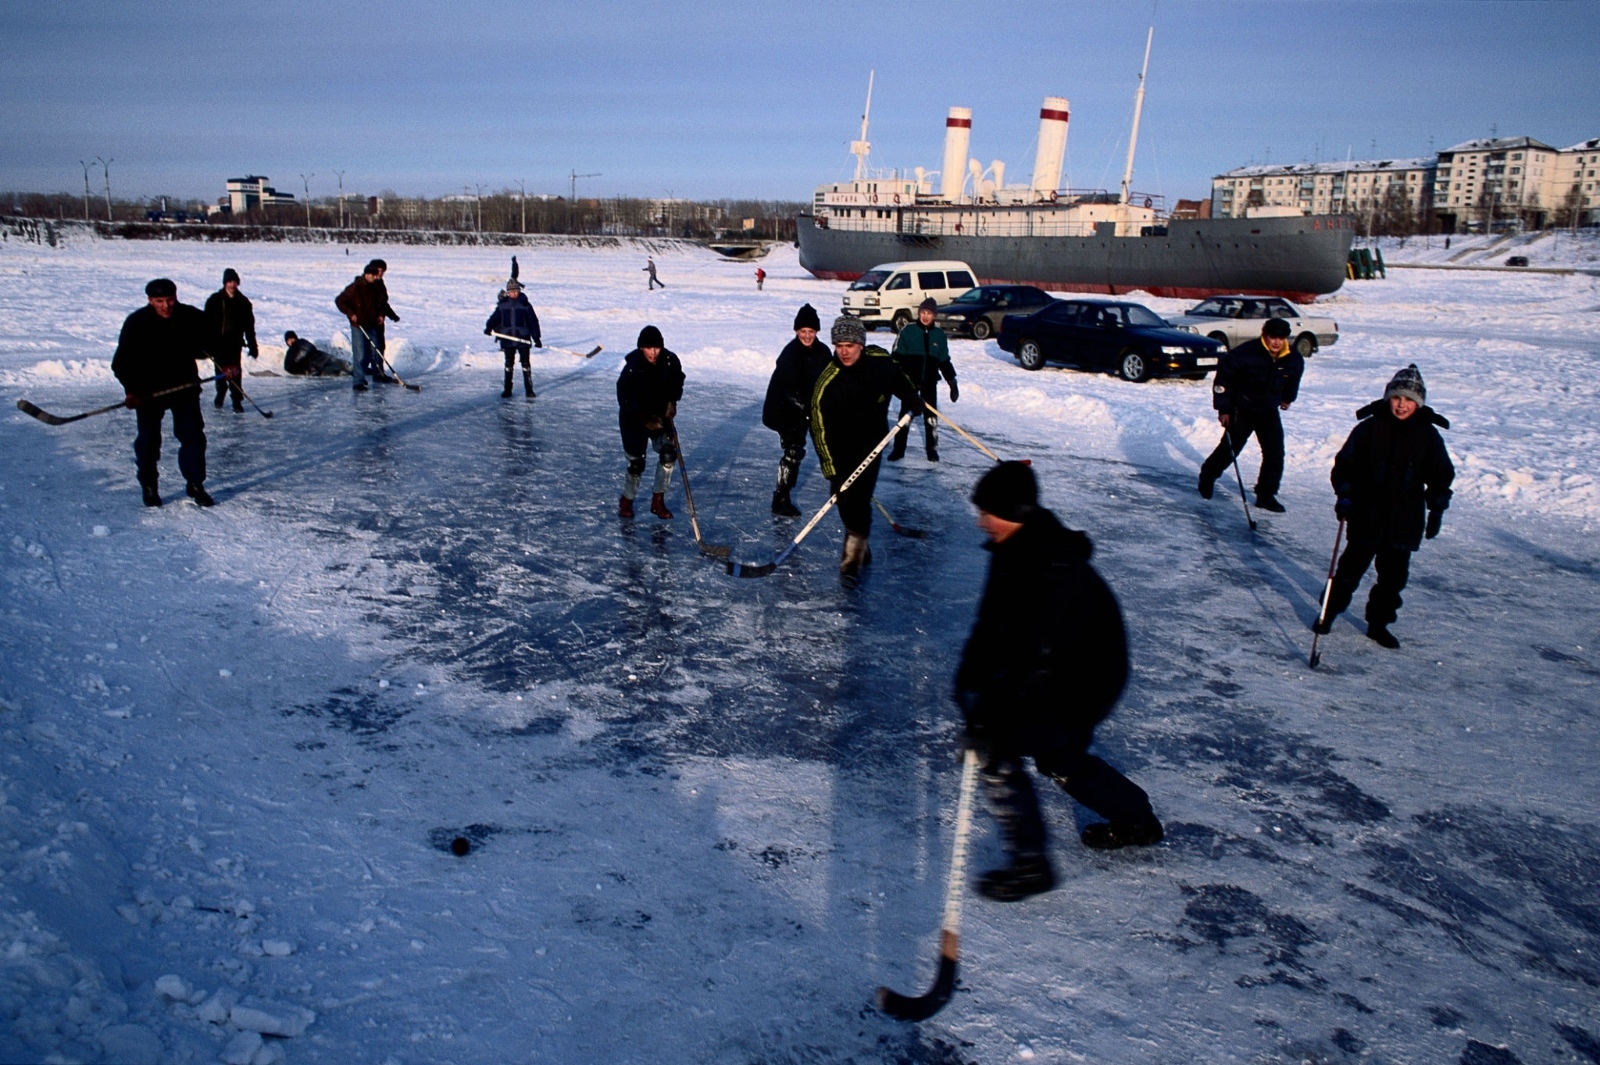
(484, 327), (492, 336)
(1425, 508), (1443, 540)
(1334, 497), (1352, 521)
(948, 381), (959, 403)
(124, 392), (139, 409)
(248, 347), (259, 360)
(534, 339), (542, 348)
(386, 310), (401, 322)
(643, 417), (663, 432)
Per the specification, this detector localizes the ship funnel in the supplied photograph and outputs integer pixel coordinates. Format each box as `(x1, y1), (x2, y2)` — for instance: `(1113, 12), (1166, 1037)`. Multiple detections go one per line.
(1030, 96), (1070, 196)
(940, 107), (972, 200)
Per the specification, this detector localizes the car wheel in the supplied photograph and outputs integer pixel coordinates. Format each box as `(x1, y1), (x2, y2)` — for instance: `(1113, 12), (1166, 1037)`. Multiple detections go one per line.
(1207, 331), (1230, 348)
(1017, 340), (1046, 371)
(1294, 333), (1316, 358)
(971, 318), (992, 340)
(891, 310), (912, 333)
(1117, 349), (1149, 382)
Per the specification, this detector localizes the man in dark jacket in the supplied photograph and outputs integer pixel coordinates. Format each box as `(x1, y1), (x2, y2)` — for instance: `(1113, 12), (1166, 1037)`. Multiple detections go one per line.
(334, 261), (385, 391)
(484, 278), (542, 398)
(956, 461), (1161, 902)
(761, 303), (832, 517)
(616, 325), (685, 520)
(282, 332), (351, 376)
(1197, 317), (1305, 512)
(888, 298), (958, 461)
(202, 268), (258, 412)
(1314, 364), (1455, 649)
(111, 279), (214, 507)
(809, 317), (923, 587)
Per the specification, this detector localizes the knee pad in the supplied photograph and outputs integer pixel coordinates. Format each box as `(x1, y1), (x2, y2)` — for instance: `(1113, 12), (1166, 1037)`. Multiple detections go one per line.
(782, 444), (806, 467)
(626, 455), (647, 477)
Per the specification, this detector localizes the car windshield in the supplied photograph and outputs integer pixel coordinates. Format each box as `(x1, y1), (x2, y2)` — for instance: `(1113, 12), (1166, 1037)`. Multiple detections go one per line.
(948, 287), (992, 304)
(848, 270), (890, 292)
(1187, 299), (1231, 317)
(1116, 305), (1169, 328)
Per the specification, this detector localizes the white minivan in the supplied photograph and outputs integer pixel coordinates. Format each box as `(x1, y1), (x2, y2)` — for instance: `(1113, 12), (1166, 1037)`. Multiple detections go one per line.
(840, 260), (978, 333)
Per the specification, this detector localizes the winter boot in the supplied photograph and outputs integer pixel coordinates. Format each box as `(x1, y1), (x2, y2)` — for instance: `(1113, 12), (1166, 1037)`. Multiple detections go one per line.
(185, 482), (215, 508)
(1254, 494), (1286, 513)
(1198, 470), (1216, 500)
(1080, 816), (1164, 851)
(771, 488), (800, 517)
(924, 419), (940, 461)
(1367, 623), (1400, 649)
(977, 855), (1056, 903)
(649, 493), (674, 520)
(772, 455), (802, 516)
(887, 424), (909, 461)
(618, 495), (634, 519)
(523, 370), (536, 398)
(925, 447), (940, 462)
(141, 483), (162, 508)
(839, 531), (869, 588)
(502, 371), (514, 398)
(233, 399), (244, 413)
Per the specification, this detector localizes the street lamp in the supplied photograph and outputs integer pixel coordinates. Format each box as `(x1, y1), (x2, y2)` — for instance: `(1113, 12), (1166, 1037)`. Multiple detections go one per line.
(78, 160), (91, 222)
(300, 173), (314, 228)
(333, 169), (346, 229)
(474, 183), (487, 232)
(95, 157), (113, 222)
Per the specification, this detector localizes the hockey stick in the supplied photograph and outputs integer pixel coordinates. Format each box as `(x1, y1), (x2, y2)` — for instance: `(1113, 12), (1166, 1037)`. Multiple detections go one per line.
(872, 496), (927, 539)
(232, 381), (273, 419)
(17, 375), (224, 426)
(489, 331), (601, 358)
(1308, 519), (1345, 669)
(1224, 425), (1256, 531)
(358, 327), (421, 391)
(920, 404), (1001, 462)
(727, 413), (912, 578)
(667, 421), (730, 559)
(878, 746), (979, 1022)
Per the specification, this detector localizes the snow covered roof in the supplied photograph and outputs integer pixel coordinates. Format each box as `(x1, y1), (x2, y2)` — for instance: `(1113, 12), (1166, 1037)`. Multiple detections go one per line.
(1217, 158), (1435, 179)
(1440, 136), (1556, 155)
(1563, 136), (1600, 153)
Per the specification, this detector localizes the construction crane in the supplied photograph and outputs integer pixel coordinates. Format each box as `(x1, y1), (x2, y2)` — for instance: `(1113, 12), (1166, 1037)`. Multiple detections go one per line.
(569, 170), (601, 202)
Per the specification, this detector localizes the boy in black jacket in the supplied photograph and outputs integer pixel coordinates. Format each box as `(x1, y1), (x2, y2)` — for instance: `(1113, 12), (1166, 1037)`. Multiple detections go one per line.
(1315, 364), (1455, 649)
(1197, 317), (1305, 512)
(956, 462), (1162, 902)
(615, 325), (685, 520)
(761, 304), (831, 516)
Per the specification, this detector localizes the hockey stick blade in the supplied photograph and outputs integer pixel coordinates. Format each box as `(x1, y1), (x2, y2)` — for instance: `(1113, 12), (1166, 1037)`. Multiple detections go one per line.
(698, 542), (732, 560)
(16, 399), (76, 425)
(877, 953), (957, 1021)
(725, 558), (777, 578)
(582, 345), (602, 358)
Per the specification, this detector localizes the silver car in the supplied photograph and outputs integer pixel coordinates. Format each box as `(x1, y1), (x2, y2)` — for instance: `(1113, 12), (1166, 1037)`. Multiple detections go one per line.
(1166, 295), (1338, 357)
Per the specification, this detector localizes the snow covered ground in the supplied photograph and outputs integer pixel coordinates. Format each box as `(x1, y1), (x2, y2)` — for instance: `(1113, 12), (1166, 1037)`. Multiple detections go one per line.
(0, 231), (1597, 1065)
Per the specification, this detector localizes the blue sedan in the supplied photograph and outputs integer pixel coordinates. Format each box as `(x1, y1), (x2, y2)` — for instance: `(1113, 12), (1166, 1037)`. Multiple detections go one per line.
(997, 298), (1225, 382)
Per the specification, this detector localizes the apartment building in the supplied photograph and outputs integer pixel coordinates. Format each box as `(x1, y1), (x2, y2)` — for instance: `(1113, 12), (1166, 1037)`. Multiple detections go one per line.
(1211, 159), (1435, 227)
(1552, 137), (1600, 227)
(1432, 137), (1559, 231)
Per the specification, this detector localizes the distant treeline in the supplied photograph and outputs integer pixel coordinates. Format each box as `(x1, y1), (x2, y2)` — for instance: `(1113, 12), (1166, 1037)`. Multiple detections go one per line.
(3, 189), (807, 241)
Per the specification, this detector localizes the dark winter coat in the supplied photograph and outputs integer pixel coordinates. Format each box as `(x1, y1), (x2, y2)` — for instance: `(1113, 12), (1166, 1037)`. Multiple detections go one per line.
(809, 346), (922, 479)
(202, 289), (258, 362)
(334, 276), (382, 329)
(1332, 400), (1455, 551)
(762, 335), (832, 441)
(484, 292), (542, 348)
(1211, 338), (1304, 415)
(284, 338), (349, 376)
(111, 303), (210, 397)
(616, 347), (686, 443)
(891, 323), (957, 396)
(954, 508), (1128, 753)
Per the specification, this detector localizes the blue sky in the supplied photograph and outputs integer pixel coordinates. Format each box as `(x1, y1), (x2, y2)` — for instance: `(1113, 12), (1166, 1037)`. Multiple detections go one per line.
(2, 0), (1596, 206)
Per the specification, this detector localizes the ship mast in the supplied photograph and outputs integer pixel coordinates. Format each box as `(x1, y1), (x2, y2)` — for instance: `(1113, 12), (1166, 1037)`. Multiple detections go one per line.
(1119, 26), (1154, 206)
(851, 70), (875, 183)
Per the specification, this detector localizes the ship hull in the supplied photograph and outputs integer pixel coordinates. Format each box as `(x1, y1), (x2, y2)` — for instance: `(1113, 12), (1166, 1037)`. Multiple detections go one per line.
(797, 214), (1355, 303)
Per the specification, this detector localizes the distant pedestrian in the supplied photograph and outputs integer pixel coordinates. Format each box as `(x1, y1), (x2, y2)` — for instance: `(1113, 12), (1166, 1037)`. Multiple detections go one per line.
(616, 325), (685, 519)
(1197, 317), (1304, 512)
(203, 268), (258, 413)
(111, 279), (214, 507)
(761, 303), (832, 516)
(282, 332), (351, 377)
(809, 316), (923, 587)
(644, 257), (665, 290)
(888, 297), (958, 462)
(484, 277), (542, 398)
(755, 267), (766, 291)
(956, 461), (1162, 902)
(1314, 364), (1455, 649)
(335, 261), (385, 391)
(1444, 236), (1451, 250)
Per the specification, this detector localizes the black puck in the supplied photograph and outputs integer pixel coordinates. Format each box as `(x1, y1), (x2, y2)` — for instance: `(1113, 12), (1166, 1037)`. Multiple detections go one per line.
(450, 836), (471, 856)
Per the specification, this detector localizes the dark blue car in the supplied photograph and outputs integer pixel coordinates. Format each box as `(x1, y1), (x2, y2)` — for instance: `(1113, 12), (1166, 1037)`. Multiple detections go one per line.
(996, 298), (1224, 382)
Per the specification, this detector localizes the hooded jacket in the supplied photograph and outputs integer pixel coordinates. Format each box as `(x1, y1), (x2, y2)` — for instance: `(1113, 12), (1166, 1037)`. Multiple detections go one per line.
(955, 507), (1129, 750)
(762, 335), (832, 440)
(616, 347), (685, 427)
(1332, 399), (1455, 551)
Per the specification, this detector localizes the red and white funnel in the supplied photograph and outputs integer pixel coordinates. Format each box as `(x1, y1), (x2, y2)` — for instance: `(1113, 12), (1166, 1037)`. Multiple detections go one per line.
(940, 107), (972, 200)
(1030, 96), (1070, 196)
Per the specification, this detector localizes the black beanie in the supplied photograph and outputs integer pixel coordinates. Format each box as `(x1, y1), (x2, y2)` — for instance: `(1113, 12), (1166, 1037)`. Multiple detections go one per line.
(1262, 317), (1292, 339)
(363, 259), (386, 275)
(971, 461), (1037, 522)
(919, 297), (939, 313)
(145, 278), (176, 298)
(793, 303), (821, 331)
(637, 324), (664, 349)
(222, 268), (240, 284)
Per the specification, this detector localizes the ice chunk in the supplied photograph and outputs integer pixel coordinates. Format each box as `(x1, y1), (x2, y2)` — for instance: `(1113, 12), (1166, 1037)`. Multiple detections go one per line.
(92, 525), (109, 537)
(197, 988), (238, 1024)
(230, 1000), (316, 1037)
(221, 1030), (263, 1064)
(154, 974), (191, 1000)
(262, 940), (294, 957)
(98, 1023), (162, 1065)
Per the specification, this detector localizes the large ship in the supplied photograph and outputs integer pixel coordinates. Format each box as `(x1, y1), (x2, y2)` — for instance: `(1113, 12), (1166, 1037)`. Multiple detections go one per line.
(796, 36), (1354, 303)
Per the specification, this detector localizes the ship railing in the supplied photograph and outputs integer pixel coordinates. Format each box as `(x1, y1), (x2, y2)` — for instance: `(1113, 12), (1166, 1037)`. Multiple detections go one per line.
(810, 212), (1161, 239)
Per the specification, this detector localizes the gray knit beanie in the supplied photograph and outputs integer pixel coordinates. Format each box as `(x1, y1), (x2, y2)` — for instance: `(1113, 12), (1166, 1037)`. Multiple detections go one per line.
(830, 316), (866, 347)
(1384, 364), (1426, 405)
